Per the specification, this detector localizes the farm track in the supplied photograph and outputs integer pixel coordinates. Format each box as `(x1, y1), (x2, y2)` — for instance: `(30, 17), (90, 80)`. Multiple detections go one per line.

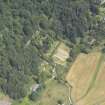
(78, 54), (104, 101)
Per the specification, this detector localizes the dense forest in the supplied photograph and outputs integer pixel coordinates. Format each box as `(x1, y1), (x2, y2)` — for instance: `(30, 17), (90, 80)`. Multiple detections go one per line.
(0, 0), (105, 100)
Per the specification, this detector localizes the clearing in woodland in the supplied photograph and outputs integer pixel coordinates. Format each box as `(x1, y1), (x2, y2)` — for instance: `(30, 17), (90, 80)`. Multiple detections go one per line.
(52, 42), (70, 65)
(66, 52), (105, 105)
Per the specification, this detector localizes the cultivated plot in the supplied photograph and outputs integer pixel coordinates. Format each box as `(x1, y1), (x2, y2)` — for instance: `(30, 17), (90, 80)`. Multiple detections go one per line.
(53, 42), (70, 65)
(66, 52), (105, 105)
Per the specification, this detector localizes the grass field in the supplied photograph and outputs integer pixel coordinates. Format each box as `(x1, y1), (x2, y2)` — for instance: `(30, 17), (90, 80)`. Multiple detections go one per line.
(35, 80), (69, 105)
(66, 52), (105, 105)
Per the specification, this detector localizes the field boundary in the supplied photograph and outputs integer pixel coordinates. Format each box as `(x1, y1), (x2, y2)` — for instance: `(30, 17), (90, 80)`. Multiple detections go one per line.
(49, 41), (61, 58)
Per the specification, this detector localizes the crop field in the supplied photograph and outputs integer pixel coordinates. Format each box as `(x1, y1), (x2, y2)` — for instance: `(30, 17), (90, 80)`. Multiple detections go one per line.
(66, 52), (105, 105)
(53, 42), (70, 65)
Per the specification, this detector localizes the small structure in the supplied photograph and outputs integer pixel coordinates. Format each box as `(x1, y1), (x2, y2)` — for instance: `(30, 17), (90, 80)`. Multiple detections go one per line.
(53, 43), (70, 65)
(31, 84), (40, 92)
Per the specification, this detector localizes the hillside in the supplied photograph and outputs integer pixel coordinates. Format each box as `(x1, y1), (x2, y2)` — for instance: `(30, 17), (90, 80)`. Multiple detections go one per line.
(0, 0), (105, 105)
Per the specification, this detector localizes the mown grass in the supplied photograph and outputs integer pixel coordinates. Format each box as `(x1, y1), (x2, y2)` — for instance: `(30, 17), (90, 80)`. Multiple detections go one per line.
(79, 53), (104, 100)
